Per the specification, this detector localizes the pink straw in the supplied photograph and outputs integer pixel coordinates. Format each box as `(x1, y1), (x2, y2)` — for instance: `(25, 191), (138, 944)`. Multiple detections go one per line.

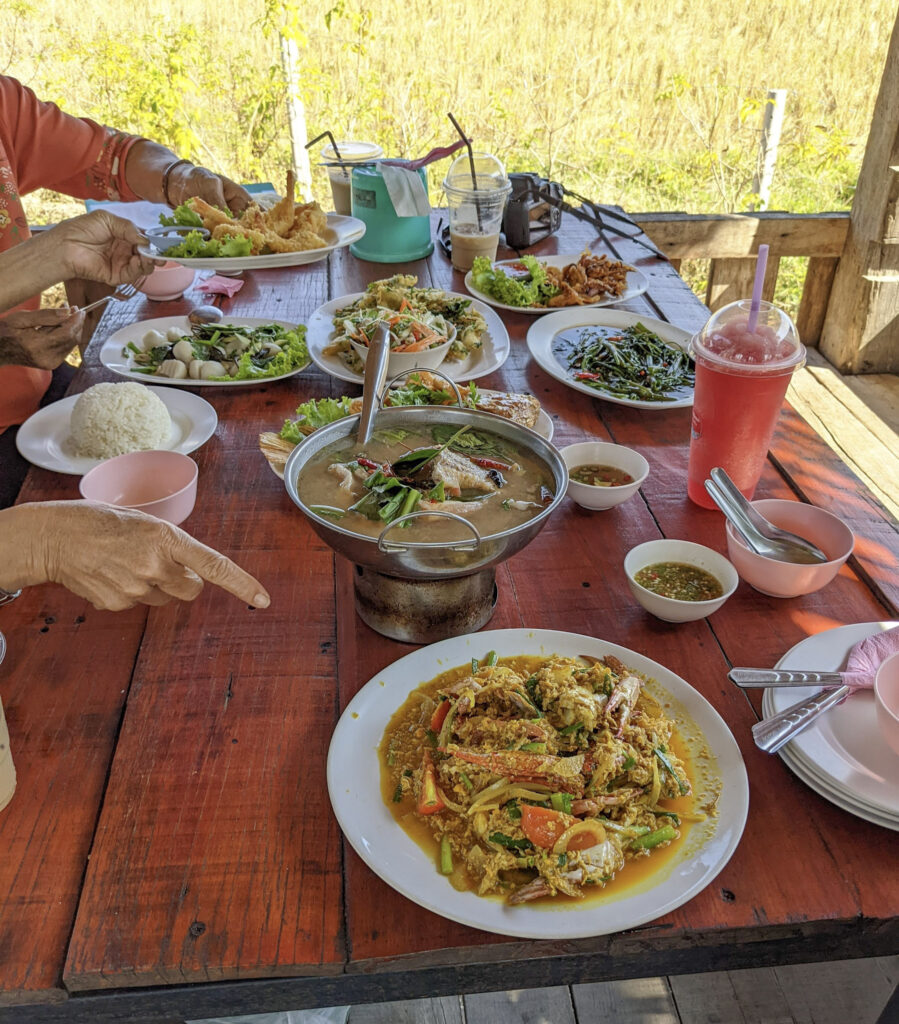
(747, 244), (769, 332)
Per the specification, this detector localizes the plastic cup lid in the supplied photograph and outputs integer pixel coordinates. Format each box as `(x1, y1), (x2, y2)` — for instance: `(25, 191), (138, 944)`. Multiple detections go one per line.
(443, 151), (509, 195)
(321, 141), (384, 163)
(691, 299), (806, 373)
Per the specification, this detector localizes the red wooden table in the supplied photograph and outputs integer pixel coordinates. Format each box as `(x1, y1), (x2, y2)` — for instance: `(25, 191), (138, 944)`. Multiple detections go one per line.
(0, 213), (897, 1023)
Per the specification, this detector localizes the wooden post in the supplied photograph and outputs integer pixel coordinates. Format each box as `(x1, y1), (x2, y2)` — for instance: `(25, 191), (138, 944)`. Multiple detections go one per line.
(819, 11), (899, 372)
(280, 35), (312, 200)
(749, 89), (787, 212)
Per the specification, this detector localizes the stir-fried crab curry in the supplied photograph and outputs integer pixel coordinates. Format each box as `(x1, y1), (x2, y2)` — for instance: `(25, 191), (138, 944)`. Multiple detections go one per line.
(381, 653), (701, 905)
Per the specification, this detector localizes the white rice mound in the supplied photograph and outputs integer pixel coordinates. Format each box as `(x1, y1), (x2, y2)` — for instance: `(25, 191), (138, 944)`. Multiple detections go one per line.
(70, 383), (172, 459)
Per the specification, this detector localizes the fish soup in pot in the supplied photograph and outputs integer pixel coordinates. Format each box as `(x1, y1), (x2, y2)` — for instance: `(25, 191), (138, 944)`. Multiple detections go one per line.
(284, 406), (567, 581)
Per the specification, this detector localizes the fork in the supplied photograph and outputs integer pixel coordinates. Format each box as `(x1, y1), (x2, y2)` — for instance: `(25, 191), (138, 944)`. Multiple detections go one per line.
(78, 280), (145, 315)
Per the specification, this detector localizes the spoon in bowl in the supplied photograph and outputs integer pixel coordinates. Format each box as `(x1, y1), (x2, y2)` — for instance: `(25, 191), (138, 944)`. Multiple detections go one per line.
(705, 467), (828, 565)
(356, 321), (392, 445)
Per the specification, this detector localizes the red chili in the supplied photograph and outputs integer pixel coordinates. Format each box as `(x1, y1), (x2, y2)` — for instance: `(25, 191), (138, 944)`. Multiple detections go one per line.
(470, 456), (511, 471)
(575, 372), (600, 380)
(356, 457), (382, 470)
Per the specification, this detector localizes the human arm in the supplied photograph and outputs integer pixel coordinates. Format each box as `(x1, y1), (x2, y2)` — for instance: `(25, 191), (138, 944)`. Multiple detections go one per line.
(0, 501), (271, 612)
(0, 211), (156, 315)
(0, 76), (250, 213)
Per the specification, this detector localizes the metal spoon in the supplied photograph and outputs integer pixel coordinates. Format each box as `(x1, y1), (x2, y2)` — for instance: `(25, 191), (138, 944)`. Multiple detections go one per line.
(705, 467), (828, 564)
(188, 306), (224, 327)
(356, 321), (391, 445)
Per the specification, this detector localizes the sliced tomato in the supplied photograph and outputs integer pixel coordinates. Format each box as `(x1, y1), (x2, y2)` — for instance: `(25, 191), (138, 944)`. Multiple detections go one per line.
(520, 805), (570, 848)
(416, 750), (445, 816)
(429, 699), (451, 734)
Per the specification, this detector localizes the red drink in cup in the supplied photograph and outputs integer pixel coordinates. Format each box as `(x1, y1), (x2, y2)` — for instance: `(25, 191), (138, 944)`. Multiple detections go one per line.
(687, 300), (805, 508)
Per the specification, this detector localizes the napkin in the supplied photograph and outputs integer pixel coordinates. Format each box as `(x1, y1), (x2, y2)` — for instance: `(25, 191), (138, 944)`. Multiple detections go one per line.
(196, 276), (245, 298)
(380, 165), (431, 217)
(842, 626), (899, 690)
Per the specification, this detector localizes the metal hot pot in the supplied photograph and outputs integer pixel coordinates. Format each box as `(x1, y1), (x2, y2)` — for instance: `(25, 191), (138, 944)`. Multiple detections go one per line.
(283, 405), (567, 642)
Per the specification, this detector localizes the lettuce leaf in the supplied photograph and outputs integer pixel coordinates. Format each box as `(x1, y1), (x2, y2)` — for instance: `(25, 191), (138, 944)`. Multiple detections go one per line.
(162, 230), (252, 259)
(159, 203), (204, 228)
(280, 395), (354, 442)
(470, 254), (558, 307)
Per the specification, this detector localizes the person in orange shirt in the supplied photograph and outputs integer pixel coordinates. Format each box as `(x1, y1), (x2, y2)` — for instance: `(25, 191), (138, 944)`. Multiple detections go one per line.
(0, 74), (251, 433)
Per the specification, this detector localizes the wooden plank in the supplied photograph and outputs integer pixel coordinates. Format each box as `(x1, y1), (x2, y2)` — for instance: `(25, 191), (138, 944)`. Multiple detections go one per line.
(573, 977), (679, 1023)
(631, 211), (849, 259)
(787, 351), (899, 520)
(770, 406), (899, 617)
(796, 256), (839, 347)
(775, 956), (898, 1024)
(819, 9), (899, 372)
(0, 289), (174, 1006)
(63, 266), (346, 990)
(464, 986), (575, 1023)
(349, 995), (462, 1023)
(669, 968), (794, 1023)
(706, 255), (780, 311)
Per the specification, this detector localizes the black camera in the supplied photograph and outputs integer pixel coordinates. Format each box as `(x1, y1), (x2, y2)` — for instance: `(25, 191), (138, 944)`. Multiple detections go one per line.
(502, 173), (563, 249)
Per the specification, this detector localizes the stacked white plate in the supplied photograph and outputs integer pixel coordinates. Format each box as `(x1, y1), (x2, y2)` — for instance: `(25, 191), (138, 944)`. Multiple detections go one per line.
(761, 621), (899, 831)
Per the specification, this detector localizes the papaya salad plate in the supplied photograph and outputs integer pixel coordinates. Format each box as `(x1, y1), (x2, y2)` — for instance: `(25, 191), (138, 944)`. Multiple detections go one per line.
(327, 628), (748, 939)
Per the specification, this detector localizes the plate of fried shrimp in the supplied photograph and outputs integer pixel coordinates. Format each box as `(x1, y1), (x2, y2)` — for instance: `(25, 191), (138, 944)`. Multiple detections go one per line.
(141, 171), (365, 270)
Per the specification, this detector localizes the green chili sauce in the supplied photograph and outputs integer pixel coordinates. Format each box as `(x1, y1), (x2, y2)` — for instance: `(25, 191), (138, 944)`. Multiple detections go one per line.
(570, 463), (633, 487)
(634, 562), (723, 601)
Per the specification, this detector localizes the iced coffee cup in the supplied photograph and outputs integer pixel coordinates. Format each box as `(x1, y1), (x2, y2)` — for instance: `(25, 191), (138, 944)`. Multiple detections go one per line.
(0, 694), (16, 813)
(321, 141), (384, 215)
(687, 300), (806, 508)
(442, 153), (511, 272)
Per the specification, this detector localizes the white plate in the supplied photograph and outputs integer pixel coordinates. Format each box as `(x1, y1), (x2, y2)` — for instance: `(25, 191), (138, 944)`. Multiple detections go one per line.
(526, 309), (694, 410)
(137, 214), (366, 271)
(15, 386), (217, 476)
(775, 743), (899, 832)
(327, 628), (748, 940)
(99, 317), (310, 387)
(762, 622), (899, 821)
(306, 293), (510, 385)
(464, 254), (649, 314)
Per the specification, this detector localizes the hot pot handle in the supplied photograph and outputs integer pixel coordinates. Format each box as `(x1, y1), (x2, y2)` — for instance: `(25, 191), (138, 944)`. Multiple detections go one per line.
(378, 368), (464, 409)
(377, 511), (481, 553)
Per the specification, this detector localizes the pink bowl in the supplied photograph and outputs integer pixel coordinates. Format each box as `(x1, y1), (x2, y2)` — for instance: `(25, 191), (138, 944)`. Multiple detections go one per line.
(874, 651), (899, 758)
(79, 450), (198, 525)
(724, 498), (853, 598)
(139, 261), (196, 301)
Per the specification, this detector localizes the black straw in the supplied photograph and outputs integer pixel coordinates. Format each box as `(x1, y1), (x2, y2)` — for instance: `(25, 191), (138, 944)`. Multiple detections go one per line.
(446, 112), (482, 230)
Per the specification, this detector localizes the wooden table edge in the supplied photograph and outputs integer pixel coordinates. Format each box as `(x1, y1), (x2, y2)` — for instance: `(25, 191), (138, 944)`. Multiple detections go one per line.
(1, 915), (896, 1024)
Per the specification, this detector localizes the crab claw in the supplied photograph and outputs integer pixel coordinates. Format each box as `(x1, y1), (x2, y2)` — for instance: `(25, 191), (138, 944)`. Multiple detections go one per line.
(605, 674), (642, 737)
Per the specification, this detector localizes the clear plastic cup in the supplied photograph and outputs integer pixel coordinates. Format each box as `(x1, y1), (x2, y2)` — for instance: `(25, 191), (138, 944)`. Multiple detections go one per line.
(0, 693), (15, 814)
(442, 153), (511, 272)
(322, 141), (384, 215)
(686, 300), (805, 508)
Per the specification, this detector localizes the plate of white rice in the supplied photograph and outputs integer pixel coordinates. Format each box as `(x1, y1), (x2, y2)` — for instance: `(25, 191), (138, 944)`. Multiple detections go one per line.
(16, 383), (217, 476)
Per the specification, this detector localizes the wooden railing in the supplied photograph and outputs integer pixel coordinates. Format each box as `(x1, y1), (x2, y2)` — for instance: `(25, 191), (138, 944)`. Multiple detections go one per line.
(630, 211), (850, 347)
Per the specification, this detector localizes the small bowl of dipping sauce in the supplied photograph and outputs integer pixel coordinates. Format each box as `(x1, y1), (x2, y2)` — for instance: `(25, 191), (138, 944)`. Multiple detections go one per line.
(624, 539), (738, 622)
(875, 651), (899, 758)
(79, 450), (198, 526)
(560, 441), (649, 510)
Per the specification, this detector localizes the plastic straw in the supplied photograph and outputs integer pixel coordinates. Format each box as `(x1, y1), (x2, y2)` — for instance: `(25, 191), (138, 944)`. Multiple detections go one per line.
(747, 244), (769, 332)
(305, 130), (343, 163)
(447, 111), (483, 229)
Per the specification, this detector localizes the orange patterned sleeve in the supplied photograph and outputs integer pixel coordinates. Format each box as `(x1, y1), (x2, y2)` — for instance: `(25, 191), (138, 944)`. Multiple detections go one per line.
(0, 76), (143, 202)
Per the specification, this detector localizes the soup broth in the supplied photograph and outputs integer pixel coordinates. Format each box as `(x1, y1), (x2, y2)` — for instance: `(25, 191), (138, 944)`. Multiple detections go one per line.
(296, 422), (555, 543)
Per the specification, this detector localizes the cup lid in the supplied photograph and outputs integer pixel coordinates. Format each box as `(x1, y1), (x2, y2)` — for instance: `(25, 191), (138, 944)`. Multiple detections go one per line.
(691, 300), (806, 373)
(443, 151), (509, 195)
(321, 141), (384, 163)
